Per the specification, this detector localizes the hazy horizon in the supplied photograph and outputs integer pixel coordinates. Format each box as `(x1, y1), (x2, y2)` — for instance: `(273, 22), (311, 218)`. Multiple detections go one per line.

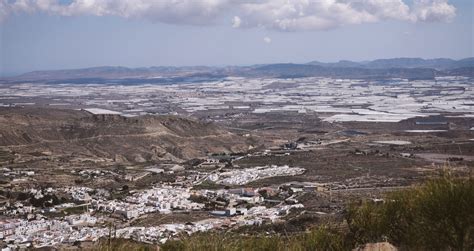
(1, 0), (473, 76)
(0, 56), (472, 78)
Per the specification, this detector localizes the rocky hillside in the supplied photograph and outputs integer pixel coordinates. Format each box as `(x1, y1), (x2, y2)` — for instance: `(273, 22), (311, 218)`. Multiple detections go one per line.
(0, 107), (254, 164)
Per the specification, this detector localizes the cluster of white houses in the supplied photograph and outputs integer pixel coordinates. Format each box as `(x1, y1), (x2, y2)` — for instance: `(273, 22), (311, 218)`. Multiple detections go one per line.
(1, 201), (304, 249)
(0, 215), (107, 249)
(0, 183), (307, 248)
(213, 165), (305, 185)
(93, 186), (204, 219)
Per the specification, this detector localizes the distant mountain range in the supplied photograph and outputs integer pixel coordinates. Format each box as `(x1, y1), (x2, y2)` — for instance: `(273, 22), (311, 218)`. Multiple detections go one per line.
(4, 57), (473, 83)
(307, 57), (474, 69)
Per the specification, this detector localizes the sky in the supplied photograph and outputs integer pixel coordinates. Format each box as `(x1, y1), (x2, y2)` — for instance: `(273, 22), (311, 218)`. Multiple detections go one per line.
(0, 0), (473, 76)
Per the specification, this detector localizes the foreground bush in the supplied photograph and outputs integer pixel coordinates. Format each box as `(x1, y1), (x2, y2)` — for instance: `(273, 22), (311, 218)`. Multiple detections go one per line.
(92, 238), (156, 251)
(346, 174), (474, 250)
(161, 226), (347, 251)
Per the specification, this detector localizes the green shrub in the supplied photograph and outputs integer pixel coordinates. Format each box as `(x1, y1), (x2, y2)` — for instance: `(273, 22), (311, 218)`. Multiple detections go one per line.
(293, 226), (346, 251)
(346, 174), (474, 250)
(92, 238), (156, 251)
(161, 227), (346, 251)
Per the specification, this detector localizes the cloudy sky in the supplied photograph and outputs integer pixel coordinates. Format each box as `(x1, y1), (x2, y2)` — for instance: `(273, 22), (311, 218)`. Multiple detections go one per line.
(0, 0), (472, 76)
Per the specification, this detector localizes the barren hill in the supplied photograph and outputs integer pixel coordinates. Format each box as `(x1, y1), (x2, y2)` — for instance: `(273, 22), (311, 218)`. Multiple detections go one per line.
(0, 108), (253, 164)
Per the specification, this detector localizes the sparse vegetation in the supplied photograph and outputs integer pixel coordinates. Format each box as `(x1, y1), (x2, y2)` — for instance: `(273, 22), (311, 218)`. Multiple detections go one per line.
(346, 172), (474, 250)
(161, 226), (347, 251)
(91, 238), (156, 251)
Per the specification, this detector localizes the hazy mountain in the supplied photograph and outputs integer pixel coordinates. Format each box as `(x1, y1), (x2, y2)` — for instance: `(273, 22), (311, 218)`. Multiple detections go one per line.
(443, 67), (474, 78)
(246, 63), (438, 79)
(305, 60), (363, 68)
(4, 58), (473, 82)
(15, 66), (219, 80)
(307, 57), (474, 69)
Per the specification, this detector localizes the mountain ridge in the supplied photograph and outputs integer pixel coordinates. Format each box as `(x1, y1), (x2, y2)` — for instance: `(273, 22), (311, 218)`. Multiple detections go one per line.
(306, 57), (474, 69)
(4, 57), (473, 82)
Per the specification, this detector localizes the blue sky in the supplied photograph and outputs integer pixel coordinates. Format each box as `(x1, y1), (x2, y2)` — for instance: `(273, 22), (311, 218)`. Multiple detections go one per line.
(0, 0), (472, 76)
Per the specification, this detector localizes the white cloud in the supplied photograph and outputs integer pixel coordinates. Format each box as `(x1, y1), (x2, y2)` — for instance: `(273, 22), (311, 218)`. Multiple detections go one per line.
(62, 0), (230, 25)
(0, 0), (231, 25)
(236, 0), (456, 31)
(412, 0), (456, 22)
(0, 1), (9, 22)
(232, 15), (241, 28)
(0, 0), (457, 31)
(263, 36), (272, 43)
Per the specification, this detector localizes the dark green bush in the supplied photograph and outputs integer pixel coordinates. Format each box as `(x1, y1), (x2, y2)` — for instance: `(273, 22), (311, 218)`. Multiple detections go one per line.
(346, 174), (474, 250)
(161, 226), (346, 251)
